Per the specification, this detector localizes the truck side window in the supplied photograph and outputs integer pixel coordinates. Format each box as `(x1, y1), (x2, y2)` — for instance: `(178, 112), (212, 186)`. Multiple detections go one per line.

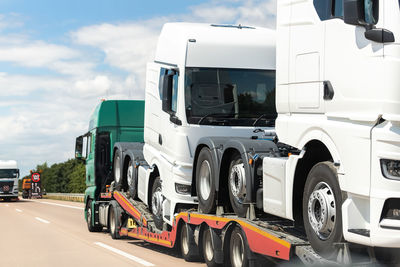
(364, 0), (378, 24)
(313, 0), (330, 20)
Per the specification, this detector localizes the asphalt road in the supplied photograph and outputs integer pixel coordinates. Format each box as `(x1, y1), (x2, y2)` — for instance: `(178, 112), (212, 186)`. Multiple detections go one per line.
(0, 198), (204, 267)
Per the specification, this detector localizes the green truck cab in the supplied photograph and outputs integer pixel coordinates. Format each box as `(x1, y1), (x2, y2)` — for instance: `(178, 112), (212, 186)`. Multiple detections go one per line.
(75, 100), (144, 231)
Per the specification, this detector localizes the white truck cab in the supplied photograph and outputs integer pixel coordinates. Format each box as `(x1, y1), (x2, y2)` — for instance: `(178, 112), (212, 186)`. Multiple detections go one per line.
(272, 0), (400, 257)
(0, 160), (19, 201)
(140, 23), (277, 227)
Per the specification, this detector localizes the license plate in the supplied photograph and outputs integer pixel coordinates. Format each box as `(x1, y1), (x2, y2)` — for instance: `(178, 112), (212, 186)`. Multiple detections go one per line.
(3, 185), (9, 192)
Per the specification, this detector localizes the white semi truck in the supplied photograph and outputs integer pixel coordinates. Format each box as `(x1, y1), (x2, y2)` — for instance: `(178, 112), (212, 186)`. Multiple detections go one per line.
(0, 160), (19, 201)
(80, 0), (400, 265)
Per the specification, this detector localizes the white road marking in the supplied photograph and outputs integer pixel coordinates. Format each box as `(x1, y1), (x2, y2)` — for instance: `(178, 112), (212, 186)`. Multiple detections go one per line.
(38, 201), (84, 210)
(94, 242), (154, 266)
(5, 204), (9, 207)
(15, 209), (22, 212)
(35, 217), (50, 224)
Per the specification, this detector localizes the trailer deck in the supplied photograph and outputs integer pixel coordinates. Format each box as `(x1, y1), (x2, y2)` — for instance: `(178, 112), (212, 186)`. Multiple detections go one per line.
(112, 191), (341, 265)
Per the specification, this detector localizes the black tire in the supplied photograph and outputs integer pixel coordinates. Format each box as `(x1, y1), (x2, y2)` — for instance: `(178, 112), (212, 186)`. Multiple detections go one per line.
(109, 200), (122, 239)
(229, 226), (249, 267)
(113, 150), (124, 191)
(126, 159), (138, 199)
(196, 147), (216, 214)
(151, 177), (164, 230)
(86, 200), (102, 232)
(228, 154), (248, 217)
(180, 222), (201, 262)
(302, 161), (344, 259)
(202, 227), (222, 267)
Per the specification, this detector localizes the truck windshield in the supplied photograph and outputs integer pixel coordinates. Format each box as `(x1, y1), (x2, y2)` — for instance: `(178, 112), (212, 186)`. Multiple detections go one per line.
(185, 68), (276, 126)
(0, 169), (18, 179)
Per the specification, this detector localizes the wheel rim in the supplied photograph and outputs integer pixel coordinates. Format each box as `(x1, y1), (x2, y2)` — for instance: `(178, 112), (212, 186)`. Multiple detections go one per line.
(204, 229), (214, 262)
(229, 163), (246, 204)
(114, 155), (121, 183)
(307, 181), (336, 240)
(231, 232), (244, 267)
(127, 161), (133, 186)
(110, 207), (115, 234)
(152, 185), (163, 218)
(199, 160), (212, 201)
(181, 225), (189, 255)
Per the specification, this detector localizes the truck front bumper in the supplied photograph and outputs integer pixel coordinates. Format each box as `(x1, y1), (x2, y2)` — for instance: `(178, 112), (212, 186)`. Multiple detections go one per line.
(343, 121), (400, 248)
(0, 193), (19, 198)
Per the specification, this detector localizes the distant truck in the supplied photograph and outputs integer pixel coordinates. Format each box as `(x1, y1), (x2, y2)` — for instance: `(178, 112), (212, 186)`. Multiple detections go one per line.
(75, 100), (145, 231)
(0, 160), (19, 201)
(21, 177), (31, 199)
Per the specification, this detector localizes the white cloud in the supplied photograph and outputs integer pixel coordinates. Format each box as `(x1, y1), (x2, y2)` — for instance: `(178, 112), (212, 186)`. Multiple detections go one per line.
(0, 41), (79, 67)
(0, 0), (277, 176)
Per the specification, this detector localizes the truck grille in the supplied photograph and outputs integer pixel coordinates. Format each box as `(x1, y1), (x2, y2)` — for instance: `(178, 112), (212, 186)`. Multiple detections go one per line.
(0, 181), (14, 193)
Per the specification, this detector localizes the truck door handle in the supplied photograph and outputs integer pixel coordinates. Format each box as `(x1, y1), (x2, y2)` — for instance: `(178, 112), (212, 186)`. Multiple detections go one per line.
(323, 80), (334, 101)
(158, 134), (163, 145)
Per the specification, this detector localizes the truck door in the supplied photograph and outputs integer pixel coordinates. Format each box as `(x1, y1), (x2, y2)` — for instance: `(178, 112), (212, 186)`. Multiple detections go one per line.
(95, 132), (111, 191)
(323, 0), (383, 196)
(324, 0), (384, 117)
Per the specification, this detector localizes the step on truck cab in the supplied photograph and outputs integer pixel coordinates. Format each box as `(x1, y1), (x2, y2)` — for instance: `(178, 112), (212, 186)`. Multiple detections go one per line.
(111, 22), (277, 229)
(75, 100), (145, 231)
(0, 160), (19, 201)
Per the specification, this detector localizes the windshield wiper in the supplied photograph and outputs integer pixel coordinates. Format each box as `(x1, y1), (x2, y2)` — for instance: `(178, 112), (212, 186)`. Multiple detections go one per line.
(252, 114), (276, 127)
(198, 113), (239, 125)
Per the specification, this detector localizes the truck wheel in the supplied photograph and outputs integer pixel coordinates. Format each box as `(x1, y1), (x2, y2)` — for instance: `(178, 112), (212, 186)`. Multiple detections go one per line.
(86, 200), (102, 232)
(180, 222), (201, 261)
(127, 159), (138, 199)
(228, 154), (248, 217)
(230, 226), (249, 267)
(109, 200), (122, 239)
(202, 227), (221, 267)
(196, 147), (216, 214)
(302, 161), (344, 259)
(113, 151), (124, 190)
(151, 177), (164, 230)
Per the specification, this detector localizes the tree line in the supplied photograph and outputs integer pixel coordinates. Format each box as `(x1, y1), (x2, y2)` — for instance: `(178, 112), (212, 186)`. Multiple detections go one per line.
(20, 159), (86, 193)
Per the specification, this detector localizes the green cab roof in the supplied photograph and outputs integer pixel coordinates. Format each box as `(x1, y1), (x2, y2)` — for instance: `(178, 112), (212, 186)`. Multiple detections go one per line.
(88, 100), (145, 131)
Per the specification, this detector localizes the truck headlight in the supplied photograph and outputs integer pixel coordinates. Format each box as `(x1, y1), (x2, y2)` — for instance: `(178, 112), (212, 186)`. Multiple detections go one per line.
(175, 183), (191, 195)
(381, 159), (400, 180)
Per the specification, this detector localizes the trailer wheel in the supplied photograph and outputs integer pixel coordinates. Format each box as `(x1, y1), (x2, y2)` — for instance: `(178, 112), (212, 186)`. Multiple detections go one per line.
(86, 200), (102, 232)
(196, 147), (216, 214)
(109, 200), (122, 239)
(151, 177), (164, 230)
(303, 161), (344, 259)
(228, 154), (248, 217)
(202, 227), (221, 267)
(229, 226), (250, 267)
(180, 222), (201, 262)
(126, 159), (138, 199)
(114, 151), (123, 190)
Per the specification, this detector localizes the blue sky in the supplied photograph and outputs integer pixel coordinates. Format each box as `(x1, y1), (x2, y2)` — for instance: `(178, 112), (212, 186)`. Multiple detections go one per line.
(0, 0), (276, 177)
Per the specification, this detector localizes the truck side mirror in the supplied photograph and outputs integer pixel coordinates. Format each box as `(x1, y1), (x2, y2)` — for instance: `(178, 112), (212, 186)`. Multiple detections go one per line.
(344, 0), (378, 26)
(75, 136), (84, 160)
